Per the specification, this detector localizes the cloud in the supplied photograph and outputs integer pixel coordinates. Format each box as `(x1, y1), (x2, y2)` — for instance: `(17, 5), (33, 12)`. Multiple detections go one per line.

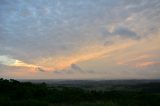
(35, 67), (46, 72)
(118, 54), (158, 64)
(0, 0), (160, 79)
(135, 61), (160, 68)
(0, 55), (36, 68)
(52, 64), (96, 74)
(99, 26), (140, 46)
(0, 55), (15, 66)
(53, 70), (63, 74)
(103, 40), (114, 46)
(86, 70), (95, 74)
(70, 64), (83, 72)
(113, 26), (140, 40)
(117, 53), (160, 68)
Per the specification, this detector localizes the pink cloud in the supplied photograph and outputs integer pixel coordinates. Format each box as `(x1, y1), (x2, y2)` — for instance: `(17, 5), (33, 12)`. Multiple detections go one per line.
(135, 61), (160, 68)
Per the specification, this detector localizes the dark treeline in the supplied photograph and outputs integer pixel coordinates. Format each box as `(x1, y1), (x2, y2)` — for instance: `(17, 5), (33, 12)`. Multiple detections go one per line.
(0, 78), (160, 106)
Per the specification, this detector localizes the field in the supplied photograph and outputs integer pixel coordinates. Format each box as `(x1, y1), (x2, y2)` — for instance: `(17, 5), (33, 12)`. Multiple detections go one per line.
(0, 78), (160, 106)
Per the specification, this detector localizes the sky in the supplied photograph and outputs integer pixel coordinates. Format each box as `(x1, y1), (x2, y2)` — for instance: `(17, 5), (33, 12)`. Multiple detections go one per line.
(0, 0), (160, 79)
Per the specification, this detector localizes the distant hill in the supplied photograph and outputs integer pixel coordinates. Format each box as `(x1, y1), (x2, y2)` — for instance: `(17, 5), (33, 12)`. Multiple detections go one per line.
(19, 79), (160, 85)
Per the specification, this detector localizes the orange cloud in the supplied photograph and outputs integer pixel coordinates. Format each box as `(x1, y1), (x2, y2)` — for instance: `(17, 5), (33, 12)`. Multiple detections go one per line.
(0, 56), (47, 73)
(35, 40), (134, 72)
(9, 60), (54, 73)
(135, 61), (160, 68)
(10, 60), (37, 68)
(117, 53), (160, 68)
(117, 54), (159, 65)
(131, 54), (157, 61)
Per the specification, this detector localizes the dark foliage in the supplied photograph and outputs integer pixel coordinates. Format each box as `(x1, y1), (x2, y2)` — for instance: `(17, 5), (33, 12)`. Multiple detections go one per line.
(0, 78), (160, 106)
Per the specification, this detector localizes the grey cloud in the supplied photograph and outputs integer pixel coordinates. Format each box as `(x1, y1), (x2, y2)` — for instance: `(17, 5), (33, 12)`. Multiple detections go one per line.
(86, 70), (95, 74)
(0, 64), (8, 70)
(113, 26), (140, 40)
(103, 41), (114, 46)
(99, 26), (140, 46)
(70, 64), (84, 72)
(0, 0), (157, 63)
(67, 64), (96, 74)
(99, 28), (112, 38)
(36, 67), (46, 72)
(53, 70), (64, 74)
(53, 69), (74, 74)
(0, 0), (160, 79)
(53, 64), (96, 74)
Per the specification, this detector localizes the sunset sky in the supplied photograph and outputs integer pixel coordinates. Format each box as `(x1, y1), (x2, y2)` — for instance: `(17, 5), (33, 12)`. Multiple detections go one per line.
(0, 0), (160, 79)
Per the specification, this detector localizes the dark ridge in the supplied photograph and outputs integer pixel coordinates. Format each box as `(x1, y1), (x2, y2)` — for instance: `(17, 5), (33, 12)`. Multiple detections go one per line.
(0, 78), (160, 106)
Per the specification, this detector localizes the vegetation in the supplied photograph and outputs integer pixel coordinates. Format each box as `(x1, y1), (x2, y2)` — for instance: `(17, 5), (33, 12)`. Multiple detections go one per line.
(0, 78), (160, 106)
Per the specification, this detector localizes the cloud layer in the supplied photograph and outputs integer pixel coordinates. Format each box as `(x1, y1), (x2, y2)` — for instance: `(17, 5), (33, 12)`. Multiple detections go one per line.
(0, 0), (160, 79)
